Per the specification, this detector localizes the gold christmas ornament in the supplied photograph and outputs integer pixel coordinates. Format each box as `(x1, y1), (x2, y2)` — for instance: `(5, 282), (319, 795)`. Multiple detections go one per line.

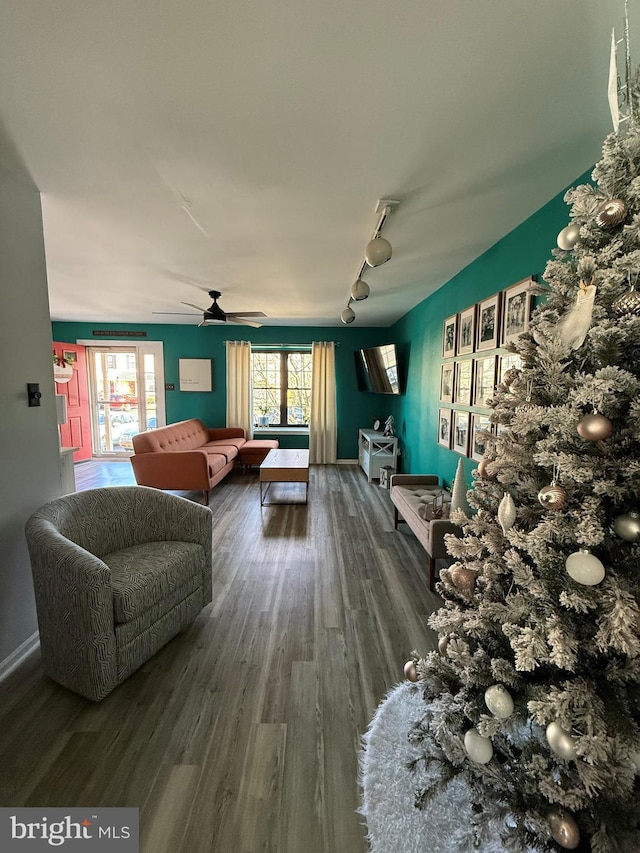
(437, 634), (450, 655)
(403, 660), (418, 682)
(463, 728), (493, 764)
(547, 809), (580, 850)
(498, 492), (516, 534)
(565, 548), (606, 586)
(538, 482), (568, 511)
(450, 565), (476, 592)
(576, 412), (613, 441)
(596, 198), (627, 227)
(484, 684), (514, 719)
(613, 510), (640, 542)
(557, 223), (581, 250)
(546, 721), (578, 761)
(612, 286), (640, 316)
(502, 367), (521, 387)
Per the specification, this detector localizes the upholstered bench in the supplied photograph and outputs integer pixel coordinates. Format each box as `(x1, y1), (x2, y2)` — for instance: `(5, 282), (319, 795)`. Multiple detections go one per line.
(390, 474), (462, 590)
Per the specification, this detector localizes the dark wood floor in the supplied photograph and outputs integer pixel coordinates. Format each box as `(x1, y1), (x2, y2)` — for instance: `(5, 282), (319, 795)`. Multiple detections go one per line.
(1, 461), (442, 853)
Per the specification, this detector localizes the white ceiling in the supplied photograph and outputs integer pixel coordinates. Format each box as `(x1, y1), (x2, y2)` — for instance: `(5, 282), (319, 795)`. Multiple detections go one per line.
(0, 1), (633, 327)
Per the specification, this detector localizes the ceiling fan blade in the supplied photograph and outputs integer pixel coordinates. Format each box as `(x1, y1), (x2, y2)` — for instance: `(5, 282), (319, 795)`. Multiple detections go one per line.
(181, 301), (207, 312)
(230, 317), (263, 328)
(152, 311), (200, 316)
(225, 311), (267, 318)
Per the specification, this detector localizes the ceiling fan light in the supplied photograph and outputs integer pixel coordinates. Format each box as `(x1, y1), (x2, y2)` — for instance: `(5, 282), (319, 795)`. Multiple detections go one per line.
(351, 278), (370, 301)
(341, 306), (356, 325)
(365, 236), (392, 267)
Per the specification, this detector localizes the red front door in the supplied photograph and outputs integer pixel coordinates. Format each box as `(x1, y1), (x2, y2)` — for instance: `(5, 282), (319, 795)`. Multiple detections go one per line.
(53, 342), (92, 462)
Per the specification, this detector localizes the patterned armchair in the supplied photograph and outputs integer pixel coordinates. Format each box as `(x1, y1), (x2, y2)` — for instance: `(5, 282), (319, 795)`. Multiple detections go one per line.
(25, 486), (212, 701)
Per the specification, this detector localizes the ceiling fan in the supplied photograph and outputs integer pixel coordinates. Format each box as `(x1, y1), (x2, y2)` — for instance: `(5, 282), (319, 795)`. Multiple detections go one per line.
(153, 290), (266, 328)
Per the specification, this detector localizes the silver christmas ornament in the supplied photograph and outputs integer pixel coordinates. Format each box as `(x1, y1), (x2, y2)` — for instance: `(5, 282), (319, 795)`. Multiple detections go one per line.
(612, 286), (640, 316)
(613, 510), (640, 542)
(596, 198), (627, 227)
(463, 728), (493, 764)
(403, 660), (418, 682)
(576, 412), (613, 441)
(557, 223), (581, 250)
(450, 565), (476, 592)
(565, 548), (605, 586)
(547, 810), (580, 850)
(498, 492), (516, 534)
(437, 634), (450, 655)
(538, 482), (568, 511)
(484, 685), (514, 719)
(546, 721), (577, 760)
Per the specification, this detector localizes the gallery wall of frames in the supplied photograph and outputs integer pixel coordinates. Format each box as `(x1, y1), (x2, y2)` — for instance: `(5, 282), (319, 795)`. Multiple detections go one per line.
(438, 276), (534, 462)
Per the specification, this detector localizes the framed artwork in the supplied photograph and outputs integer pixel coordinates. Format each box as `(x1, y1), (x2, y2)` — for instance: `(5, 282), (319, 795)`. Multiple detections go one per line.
(452, 411), (470, 455)
(476, 293), (501, 351)
(437, 408), (453, 448)
(440, 363), (454, 403)
(470, 413), (493, 462)
(62, 350), (77, 365)
(473, 355), (497, 408)
(179, 358), (213, 392)
(457, 306), (476, 356)
(497, 353), (523, 385)
(501, 277), (534, 345)
(442, 314), (457, 358)
(454, 359), (473, 405)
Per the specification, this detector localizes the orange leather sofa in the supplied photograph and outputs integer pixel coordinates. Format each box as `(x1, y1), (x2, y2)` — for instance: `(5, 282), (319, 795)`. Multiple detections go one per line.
(130, 419), (278, 503)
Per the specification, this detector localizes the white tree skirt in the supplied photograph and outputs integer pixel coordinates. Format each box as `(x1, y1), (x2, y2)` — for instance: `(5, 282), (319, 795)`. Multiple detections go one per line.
(359, 682), (514, 853)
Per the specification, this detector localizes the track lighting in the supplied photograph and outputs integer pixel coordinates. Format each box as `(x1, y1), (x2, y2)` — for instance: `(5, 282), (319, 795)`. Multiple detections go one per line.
(351, 278), (370, 301)
(341, 304), (356, 324)
(364, 236), (392, 267)
(339, 198), (399, 324)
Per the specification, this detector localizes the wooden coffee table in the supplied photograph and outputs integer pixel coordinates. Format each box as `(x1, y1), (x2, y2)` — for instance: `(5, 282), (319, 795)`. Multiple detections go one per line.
(259, 449), (310, 505)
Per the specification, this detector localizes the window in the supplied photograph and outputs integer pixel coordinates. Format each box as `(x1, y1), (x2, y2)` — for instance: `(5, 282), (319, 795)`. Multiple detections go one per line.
(252, 348), (312, 427)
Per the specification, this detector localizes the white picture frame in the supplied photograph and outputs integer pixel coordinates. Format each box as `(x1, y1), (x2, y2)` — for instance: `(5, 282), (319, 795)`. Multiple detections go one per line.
(179, 358), (212, 392)
(440, 363), (454, 403)
(473, 355), (497, 408)
(457, 305), (476, 356)
(452, 410), (470, 456)
(501, 277), (534, 345)
(442, 314), (457, 358)
(476, 293), (501, 351)
(454, 359), (473, 406)
(470, 413), (493, 462)
(438, 408), (453, 448)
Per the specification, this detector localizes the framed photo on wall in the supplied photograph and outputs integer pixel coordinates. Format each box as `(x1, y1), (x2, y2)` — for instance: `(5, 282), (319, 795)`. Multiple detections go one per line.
(452, 411), (470, 455)
(442, 314), (457, 358)
(457, 306), (476, 356)
(473, 355), (497, 408)
(454, 359), (473, 405)
(440, 363), (454, 403)
(437, 408), (453, 448)
(476, 293), (501, 351)
(501, 277), (534, 345)
(470, 413), (493, 462)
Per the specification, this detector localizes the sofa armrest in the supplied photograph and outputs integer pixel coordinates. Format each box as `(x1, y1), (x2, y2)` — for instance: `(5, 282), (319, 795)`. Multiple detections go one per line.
(208, 427), (246, 441)
(390, 474), (439, 487)
(130, 450), (211, 490)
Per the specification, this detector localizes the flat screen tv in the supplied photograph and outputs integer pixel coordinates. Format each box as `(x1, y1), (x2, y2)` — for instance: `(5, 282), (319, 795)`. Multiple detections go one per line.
(354, 343), (401, 394)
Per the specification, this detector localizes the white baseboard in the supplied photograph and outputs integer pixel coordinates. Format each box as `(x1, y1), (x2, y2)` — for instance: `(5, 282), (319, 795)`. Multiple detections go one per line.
(336, 458), (358, 464)
(0, 631), (40, 683)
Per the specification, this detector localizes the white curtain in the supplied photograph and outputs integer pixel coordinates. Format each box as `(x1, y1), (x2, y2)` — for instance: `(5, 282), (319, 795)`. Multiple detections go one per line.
(225, 340), (253, 438)
(310, 341), (337, 464)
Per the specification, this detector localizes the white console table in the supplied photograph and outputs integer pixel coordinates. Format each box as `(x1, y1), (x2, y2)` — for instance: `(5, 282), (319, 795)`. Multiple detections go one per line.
(358, 429), (398, 483)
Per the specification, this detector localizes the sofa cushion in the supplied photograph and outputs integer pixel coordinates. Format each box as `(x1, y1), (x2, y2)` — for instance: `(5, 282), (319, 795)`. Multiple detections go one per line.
(206, 454), (229, 477)
(104, 541), (205, 623)
(132, 418), (210, 453)
(203, 443), (239, 463)
(393, 486), (451, 517)
(206, 437), (246, 450)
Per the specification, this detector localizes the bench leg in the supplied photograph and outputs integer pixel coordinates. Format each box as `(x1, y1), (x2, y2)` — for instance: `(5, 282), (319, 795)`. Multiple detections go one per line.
(428, 555), (435, 590)
(394, 506), (400, 529)
(203, 490), (209, 505)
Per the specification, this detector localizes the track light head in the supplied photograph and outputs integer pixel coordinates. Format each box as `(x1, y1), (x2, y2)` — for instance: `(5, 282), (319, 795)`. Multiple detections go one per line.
(341, 306), (356, 324)
(365, 236), (392, 267)
(351, 278), (370, 301)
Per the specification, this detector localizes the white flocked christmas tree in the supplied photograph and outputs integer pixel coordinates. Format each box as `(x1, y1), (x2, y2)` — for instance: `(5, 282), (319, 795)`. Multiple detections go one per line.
(409, 71), (640, 853)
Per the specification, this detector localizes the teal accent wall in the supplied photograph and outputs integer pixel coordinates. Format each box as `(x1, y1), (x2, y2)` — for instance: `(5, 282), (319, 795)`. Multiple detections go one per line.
(389, 169), (592, 487)
(51, 321), (396, 458)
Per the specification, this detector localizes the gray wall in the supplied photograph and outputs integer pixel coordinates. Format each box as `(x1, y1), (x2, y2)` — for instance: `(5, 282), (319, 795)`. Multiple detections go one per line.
(0, 165), (62, 667)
